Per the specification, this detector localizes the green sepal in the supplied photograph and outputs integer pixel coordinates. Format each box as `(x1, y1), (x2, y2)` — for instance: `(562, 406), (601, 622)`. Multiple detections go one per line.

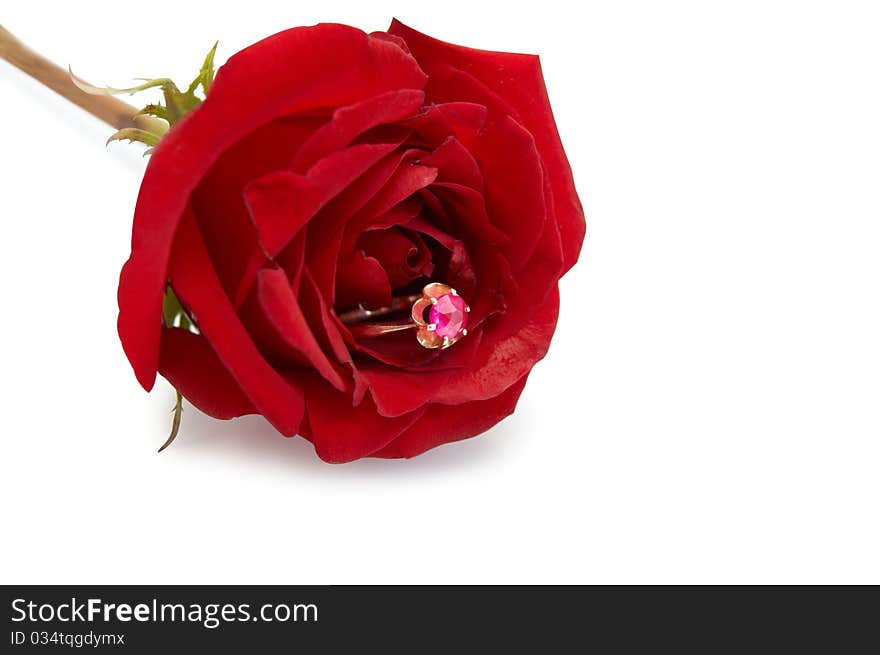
(106, 128), (161, 147)
(162, 284), (198, 332)
(162, 83), (201, 124)
(136, 104), (169, 122)
(71, 42), (220, 152)
(157, 389), (183, 453)
(158, 286), (196, 452)
(187, 41), (218, 96)
(69, 70), (175, 97)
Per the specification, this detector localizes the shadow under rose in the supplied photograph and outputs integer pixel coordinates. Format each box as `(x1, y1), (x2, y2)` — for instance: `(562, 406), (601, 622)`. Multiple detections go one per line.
(160, 389), (522, 478)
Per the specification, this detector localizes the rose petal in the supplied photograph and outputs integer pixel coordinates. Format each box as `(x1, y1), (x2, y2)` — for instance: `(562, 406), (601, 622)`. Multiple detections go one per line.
(368, 30), (412, 55)
(372, 376), (528, 458)
(344, 331), (440, 368)
(407, 216), (476, 298)
(360, 195), (423, 232)
(360, 366), (455, 417)
(191, 116), (321, 300)
(292, 89), (425, 171)
(276, 228), (308, 293)
(471, 114), (548, 274)
(244, 141), (401, 257)
(345, 161), (439, 236)
(355, 328), (482, 417)
(167, 210), (305, 435)
(250, 267), (348, 391)
(487, 177), (565, 342)
(300, 375), (426, 463)
(430, 182), (510, 246)
(299, 269), (353, 365)
(357, 227), (433, 288)
(398, 101), (487, 148)
(334, 251), (392, 310)
(418, 135), (484, 191)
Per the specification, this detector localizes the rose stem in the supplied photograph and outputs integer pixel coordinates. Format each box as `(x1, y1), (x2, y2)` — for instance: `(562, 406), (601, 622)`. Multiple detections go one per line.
(0, 24), (165, 133)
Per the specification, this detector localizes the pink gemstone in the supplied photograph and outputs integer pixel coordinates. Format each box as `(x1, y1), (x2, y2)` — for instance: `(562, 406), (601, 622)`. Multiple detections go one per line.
(429, 293), (469, 339)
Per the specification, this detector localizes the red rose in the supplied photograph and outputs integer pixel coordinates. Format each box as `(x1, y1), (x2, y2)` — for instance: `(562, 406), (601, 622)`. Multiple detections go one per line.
(117, 20), (585, 462)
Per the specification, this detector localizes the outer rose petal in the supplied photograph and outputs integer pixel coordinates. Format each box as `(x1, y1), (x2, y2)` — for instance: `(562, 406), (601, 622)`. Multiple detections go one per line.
(158, 328), (255, 419)
(359, 366), (454, 417)
(190, 115), (320, 300)
(471, 113), (548, 274)
(168, 211), (305, 435)
(118, 24), (427, 392)
(387, 19), (585, 272)
(301, 376), (426, 463)
(373, 377), (529, 459)
(486, 184), (564, 343)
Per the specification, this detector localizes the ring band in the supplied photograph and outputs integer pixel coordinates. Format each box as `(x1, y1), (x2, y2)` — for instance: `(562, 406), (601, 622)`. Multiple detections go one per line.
(341, 283), (470, 349)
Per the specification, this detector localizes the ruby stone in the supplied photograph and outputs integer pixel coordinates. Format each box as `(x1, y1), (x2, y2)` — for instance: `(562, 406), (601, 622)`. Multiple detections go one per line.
(429, 293), (469, 339)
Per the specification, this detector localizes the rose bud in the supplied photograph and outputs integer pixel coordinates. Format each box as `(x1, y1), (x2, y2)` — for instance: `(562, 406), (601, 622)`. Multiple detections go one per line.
(116, 21), (585, 462)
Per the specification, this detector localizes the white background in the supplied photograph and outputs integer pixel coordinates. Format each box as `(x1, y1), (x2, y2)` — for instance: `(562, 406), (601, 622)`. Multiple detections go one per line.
(1, 1), (878, 584)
